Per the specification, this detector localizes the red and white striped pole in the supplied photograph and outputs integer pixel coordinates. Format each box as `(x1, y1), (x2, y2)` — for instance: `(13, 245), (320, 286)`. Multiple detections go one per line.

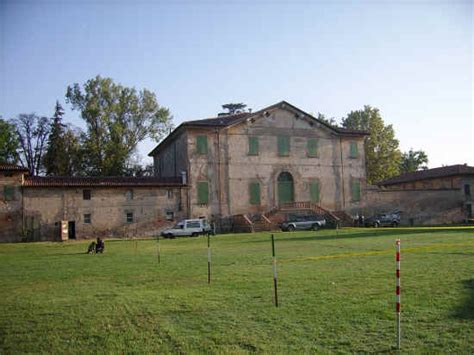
(396, 239), (401, 350)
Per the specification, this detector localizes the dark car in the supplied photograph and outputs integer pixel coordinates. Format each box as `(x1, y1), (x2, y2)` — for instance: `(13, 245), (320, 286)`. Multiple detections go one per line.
(365, 212), (401, 227)
(280, 214), (326, 231)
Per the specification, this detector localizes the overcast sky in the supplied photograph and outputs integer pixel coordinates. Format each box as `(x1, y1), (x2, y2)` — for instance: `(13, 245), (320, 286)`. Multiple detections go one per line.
(1, 0), (472, 168)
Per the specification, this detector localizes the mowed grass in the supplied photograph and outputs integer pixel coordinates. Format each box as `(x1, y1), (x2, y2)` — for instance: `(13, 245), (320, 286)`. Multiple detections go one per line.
(0, 228), (473, 353)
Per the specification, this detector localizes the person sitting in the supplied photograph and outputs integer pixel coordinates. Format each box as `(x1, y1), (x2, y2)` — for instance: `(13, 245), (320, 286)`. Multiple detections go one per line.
(86, 241), (96, 254)
(95, 237), (105, 253)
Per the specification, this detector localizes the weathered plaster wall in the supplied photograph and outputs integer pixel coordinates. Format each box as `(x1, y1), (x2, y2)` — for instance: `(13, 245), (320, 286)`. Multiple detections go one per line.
(0, 172), (24, 242)
(364, 176), (474, 224)
(154, 131), (188, 179)
(23, 186), (186, 241)
(185, 107), (366, 220)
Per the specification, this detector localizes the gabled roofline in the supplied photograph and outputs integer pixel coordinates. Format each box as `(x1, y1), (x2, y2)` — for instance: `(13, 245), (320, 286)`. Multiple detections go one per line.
(148, 100), (369, 156)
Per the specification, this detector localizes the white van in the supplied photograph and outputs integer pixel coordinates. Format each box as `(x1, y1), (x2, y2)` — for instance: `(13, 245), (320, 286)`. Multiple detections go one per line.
(161, 219), (211, 238)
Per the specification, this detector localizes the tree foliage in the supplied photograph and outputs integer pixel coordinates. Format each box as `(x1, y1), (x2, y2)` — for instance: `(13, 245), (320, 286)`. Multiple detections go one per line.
(342, 106), (401, 184)
(66, 75), (172, 176)
(10, 114), (51, 175)
(315, 112), (339, 128)
(222, 103), (247, 115)
(0, 118), (20, 164)
(399, 149), (428, 174)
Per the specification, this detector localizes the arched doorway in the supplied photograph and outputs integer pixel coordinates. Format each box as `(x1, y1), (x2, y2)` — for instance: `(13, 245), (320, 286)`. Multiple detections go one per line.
(278, 172), (294, 204)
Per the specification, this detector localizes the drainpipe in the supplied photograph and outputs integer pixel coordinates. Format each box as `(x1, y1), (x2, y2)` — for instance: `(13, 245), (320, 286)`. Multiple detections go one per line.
(339, 137), (346, 209)
(215, 128), (222, 218)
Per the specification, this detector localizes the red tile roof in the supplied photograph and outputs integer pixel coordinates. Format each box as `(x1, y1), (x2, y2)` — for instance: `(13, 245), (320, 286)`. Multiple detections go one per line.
(377, 164), (474, 186)
(24, 176), (185, 187)
(0, 164), (29, 172)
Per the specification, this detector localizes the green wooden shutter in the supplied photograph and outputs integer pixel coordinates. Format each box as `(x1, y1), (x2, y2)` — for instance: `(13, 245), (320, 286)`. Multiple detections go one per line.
(249, 182), (260, 205)
(197, 181), (209, 204)
(307, 138), (318, 157)
(4, 186), (14, 201)
(196, 135), (208, 155)
(350, 142), (358, 158)
(310, 181), (320, 203)
(278, 136), (290, 156)
(248, 137), (259, 156)
(351, 180), (361, 202)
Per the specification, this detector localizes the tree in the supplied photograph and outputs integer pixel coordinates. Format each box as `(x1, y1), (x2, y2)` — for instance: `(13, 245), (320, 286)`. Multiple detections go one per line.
(399, 149), (428, 174)
(342, 106), (401, 184)
(315, 112), (339, 128)
(222, 103), (247, 115)
(66, 75), (172, 176)
(10, 114), (51, 175)
(0, 118), (20, 164)
(43, 101), (67, 175)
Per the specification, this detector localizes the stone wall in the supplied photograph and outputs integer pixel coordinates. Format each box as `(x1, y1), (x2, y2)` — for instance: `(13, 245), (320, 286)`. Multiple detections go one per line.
(364, 183), (471, 225)
(23, 186), (187, 241)
(0, 171), (24, 242)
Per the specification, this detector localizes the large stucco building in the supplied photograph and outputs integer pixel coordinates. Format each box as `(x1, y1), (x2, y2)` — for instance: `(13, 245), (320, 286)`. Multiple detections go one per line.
(149, 101), (368, 221)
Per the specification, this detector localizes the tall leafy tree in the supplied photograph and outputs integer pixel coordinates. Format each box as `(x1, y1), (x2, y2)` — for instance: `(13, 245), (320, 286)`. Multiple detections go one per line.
(66, 75), (172, 176)
(11, 114), (51, 175)
(0, 118), (20, 164)
(315, 112), (339, 128)
(342, 106), (401, 184)
(399, 149), (428, 174)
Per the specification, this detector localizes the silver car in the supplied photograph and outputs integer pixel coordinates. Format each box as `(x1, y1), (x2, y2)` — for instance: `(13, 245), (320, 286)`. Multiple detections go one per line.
(280, 215), (326, 231)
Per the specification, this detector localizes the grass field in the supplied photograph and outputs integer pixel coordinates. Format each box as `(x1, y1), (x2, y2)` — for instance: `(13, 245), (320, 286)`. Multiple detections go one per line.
(0, 227), (473, 353)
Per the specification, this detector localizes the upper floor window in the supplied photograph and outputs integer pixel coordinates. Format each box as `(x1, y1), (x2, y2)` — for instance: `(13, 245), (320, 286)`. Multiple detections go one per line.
(465, 184), (471, 197)
(278, 136), (290, 156)
(197, 181), (209, 205)
(349, 142), (358, 158)
(248, 137), (259, 156)
(249, 182), (261, 205)
(307, 138), (318, 157)
(351, 179), (361, 202)
(83, 189), (91, 200)
(196, 135), (208, 155)
(125, 190), (133, 201)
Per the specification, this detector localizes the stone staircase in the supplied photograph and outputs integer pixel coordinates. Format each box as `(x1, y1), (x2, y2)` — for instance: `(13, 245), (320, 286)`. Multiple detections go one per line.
(230, 202), (344, 233)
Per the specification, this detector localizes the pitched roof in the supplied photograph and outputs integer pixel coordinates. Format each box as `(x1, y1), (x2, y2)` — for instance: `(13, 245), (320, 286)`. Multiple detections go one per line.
(148, 100), (369, 156)
(23, 176), (184, 188)
(0, 163), (29, 172)
(377, 164), (474, 186)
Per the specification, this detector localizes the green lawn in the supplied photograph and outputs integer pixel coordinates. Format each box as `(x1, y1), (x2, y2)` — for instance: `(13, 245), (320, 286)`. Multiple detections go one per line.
(0, 227), (473, 353)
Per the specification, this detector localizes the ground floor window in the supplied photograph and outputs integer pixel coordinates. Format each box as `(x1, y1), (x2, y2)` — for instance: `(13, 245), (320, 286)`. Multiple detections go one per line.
(249, 182), (261, 205)
(309, 180), (320, 203)
(351, 179), (361, 202)
(197, 181), (209, 205)
(83, 213), (91, 224)
(126, 212), (134, 223)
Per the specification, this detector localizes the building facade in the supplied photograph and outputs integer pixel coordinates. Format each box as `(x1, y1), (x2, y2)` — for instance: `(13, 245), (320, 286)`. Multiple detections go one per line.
(366, 164), (474, 225)
(150, 101), (369, 222)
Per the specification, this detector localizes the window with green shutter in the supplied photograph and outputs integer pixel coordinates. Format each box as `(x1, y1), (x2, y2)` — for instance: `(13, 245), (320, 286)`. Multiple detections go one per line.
(307, 138), (318, 157)
(248, 136), (259, 156)
(349, 141), (358, 158)
(309, 181), (320, 203)
(3, 185), (15, 201)
(249, 182), (261, 205)
(351, 180), (361, 202)
(197, 181), (209, 204)
(278, 136), (290, 156)
(196, 135), (208, 155)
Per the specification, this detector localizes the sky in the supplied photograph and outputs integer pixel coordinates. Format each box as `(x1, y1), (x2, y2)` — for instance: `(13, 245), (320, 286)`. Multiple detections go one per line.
(1, 0), (472, 168)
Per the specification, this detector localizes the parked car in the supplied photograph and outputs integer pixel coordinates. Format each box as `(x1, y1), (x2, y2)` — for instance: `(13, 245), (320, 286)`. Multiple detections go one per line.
(365, 212), (401, 228)
(161, 219), (211, 238)
(280, 214), (326, 231)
